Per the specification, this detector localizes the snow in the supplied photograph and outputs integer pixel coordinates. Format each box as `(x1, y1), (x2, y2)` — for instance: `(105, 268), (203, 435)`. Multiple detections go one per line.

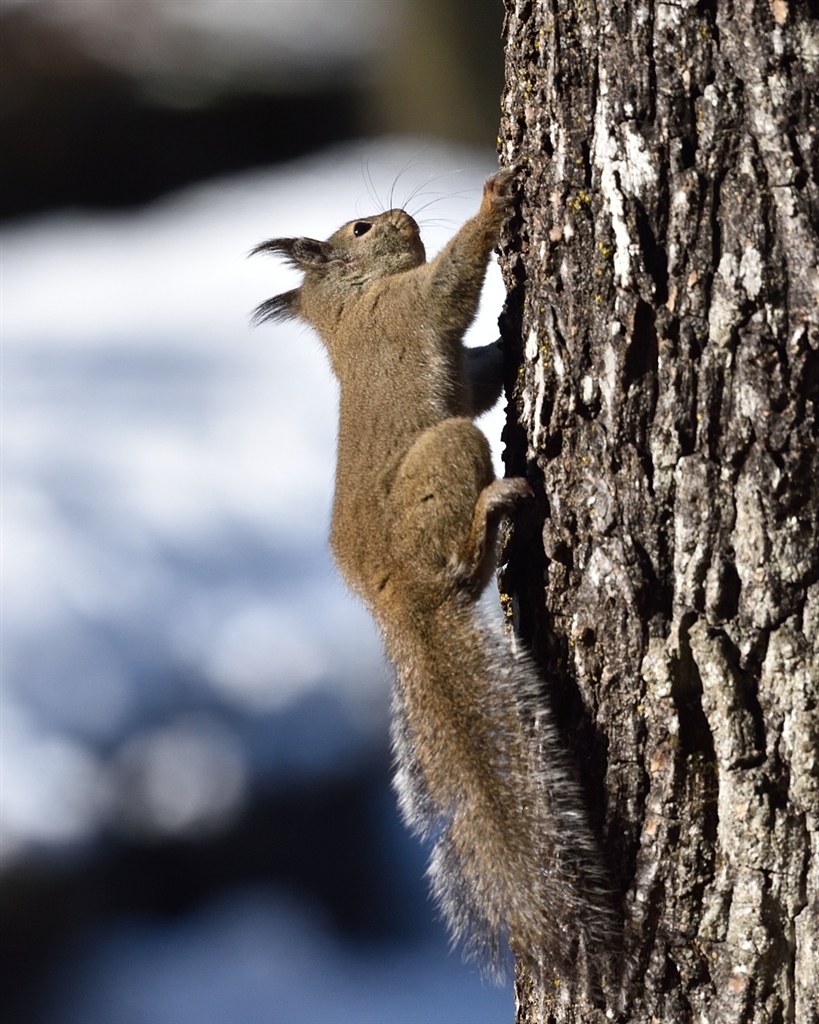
(2, 137), (512, 1023)
(2, 138), (507, 855)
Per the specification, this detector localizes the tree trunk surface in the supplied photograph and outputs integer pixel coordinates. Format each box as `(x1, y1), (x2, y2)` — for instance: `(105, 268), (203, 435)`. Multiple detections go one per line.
(497, 1), (818, 1021)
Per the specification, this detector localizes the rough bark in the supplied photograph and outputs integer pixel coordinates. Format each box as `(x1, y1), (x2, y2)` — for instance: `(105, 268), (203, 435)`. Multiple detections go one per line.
(497, 1), (818, 1022)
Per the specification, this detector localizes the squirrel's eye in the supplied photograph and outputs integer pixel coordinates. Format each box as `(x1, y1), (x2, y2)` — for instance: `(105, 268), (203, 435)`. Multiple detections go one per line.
(353, 222), (372, 237)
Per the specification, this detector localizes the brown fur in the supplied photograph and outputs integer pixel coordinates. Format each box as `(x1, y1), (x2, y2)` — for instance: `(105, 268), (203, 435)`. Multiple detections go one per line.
(253, 171), (616, 985)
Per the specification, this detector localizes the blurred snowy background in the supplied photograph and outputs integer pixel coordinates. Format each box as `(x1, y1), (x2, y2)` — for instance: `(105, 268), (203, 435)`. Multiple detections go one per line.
(2, 2), (513, 1023)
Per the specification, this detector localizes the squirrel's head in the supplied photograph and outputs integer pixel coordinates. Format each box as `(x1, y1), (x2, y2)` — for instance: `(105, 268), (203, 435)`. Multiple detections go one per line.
(251, 209), (426, 325)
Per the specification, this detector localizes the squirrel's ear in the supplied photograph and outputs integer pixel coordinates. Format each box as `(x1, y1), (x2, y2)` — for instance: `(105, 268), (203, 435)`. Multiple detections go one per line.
(251, 288), (301, 325)
(250, 237), (333, 269)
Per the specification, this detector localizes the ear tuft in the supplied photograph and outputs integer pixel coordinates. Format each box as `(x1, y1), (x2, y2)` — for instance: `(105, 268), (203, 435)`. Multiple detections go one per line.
(249, 237), (299, 265)
(249, 237), (332, 269)
(291, 238), (333, 266)
(251, 289), (301, 326)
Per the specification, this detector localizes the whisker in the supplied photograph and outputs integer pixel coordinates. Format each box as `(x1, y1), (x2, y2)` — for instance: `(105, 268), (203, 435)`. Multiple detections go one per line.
(408, 190), (481, 218)
(416, 217), (461, 230)
(359, 156), (385, 215)
(399, 165), (490, 211)
(388, 151), (429, 211)
(400, 171), (463, 211)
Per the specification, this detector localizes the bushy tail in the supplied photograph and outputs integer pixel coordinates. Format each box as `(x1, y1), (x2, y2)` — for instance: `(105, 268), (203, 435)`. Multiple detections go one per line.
(387, 598), (617, 985)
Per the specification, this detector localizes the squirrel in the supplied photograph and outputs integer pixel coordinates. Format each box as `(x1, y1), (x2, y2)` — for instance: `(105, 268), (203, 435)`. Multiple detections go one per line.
(251, 169), (616, 985)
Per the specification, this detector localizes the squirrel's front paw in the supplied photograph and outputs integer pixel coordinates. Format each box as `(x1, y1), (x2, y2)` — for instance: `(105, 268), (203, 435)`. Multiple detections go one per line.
(482, 167), (518, 214)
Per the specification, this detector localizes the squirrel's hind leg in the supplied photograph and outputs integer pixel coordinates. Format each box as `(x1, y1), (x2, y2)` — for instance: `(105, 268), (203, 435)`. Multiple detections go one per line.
(387, 418), (531, 603)
(453, 476), (532, 596)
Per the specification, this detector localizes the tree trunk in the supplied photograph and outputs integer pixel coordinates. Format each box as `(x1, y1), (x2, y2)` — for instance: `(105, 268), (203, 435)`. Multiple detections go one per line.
(497, 1), (818, 1021)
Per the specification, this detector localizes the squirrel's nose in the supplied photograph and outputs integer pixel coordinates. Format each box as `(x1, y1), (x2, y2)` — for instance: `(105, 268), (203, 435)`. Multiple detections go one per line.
(386, 210), (420, 237)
